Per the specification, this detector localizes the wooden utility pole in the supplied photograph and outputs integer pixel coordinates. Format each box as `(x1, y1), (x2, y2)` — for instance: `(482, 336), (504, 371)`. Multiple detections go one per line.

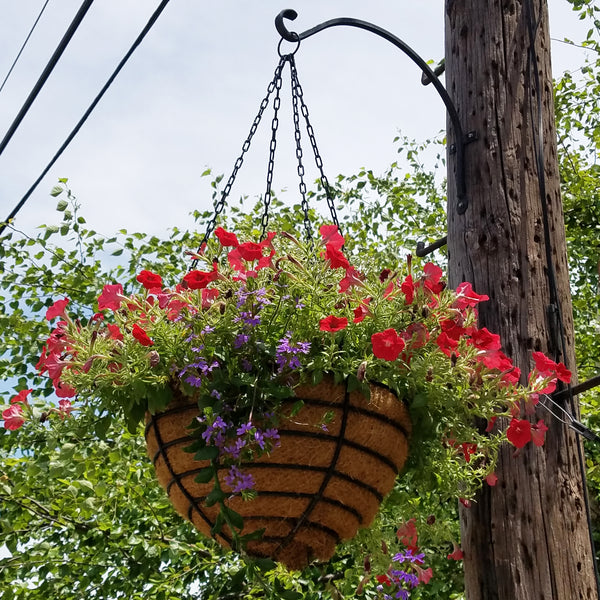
(445, 0), (599, 598)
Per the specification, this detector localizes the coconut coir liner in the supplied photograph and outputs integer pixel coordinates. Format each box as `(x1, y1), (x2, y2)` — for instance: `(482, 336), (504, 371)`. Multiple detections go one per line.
(144, 376), (411, 570)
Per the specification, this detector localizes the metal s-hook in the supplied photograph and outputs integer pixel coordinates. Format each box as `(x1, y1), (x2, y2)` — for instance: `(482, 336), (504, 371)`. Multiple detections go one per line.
(274, 8), (472, 215)
(275, 9), (300, 41)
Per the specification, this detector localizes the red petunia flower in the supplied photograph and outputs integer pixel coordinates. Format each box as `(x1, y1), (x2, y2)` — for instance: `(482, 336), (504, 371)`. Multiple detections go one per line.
(485, 472), (498, 486)
(136, 270), (163, 290)
(201, 288), (220, 309)
(375, 574), (392, 586)
(400, 274), (414, 305)
(339, 266), (364, 293)
(469, 327), (501, 351)
(324, 244), (349, 269)
(447, 543), (464, 561)
(423, 263), (444, 294)
(415, 565), (433, 584)
(485, 416), (497, 432)
(183, 269), (217, 290)
(436, 332), (459, 357)
(532, 351), (571, 383)
(452, 281), (489, 309)
(46, 298), (70, 321)
(531, 419), (548, 447)
(237, 241), (264, 261)
(11, 389), (32, 405)
(215, 226), (239, 247)
(98, 284), (124, 311)
(319, 315), (348, 332)
(132, 323), (154, 347)
(53, 379), (77, 399)
(396, 518), (418, 549)
(461, 442), (478, 463)
(2, 404), (25, 430)
(107, 323), (123, 341)
(372, 329), (405, 362)
(555, 362), (572, 384)
(507, 418), (532, 448)
(58, 399), (73, 418)
(353, 302), (370, 324)
(404, 322), (429, 349)
(319, 224), (344, 249)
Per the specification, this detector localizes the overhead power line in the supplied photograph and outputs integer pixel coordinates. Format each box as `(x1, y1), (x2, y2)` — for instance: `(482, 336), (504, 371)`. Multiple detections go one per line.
(0, 0), (95, 158)
(0, 0), (172, 237)
(0, 0), (52, 95)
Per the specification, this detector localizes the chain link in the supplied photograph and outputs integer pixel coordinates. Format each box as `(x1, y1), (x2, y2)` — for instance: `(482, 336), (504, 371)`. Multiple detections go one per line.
(289, 56), (312, 242)
(289, 56), (341, 235)
(192, 56), (287, 269)
(259, 56), (287, 240)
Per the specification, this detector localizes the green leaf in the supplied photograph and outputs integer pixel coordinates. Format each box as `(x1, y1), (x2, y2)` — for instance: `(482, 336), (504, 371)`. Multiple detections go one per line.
(193, 446), (219, 461)
(204, 488), (226, 507)
(224, 506), (244, 530)
(194, 466), (215, 484)
(56, 199), (68, 211)
(211, 512), (224, 536)
(50, 185), (63, 197)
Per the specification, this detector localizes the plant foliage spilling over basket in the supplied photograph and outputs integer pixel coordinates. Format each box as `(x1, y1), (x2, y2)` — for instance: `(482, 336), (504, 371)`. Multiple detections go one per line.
(30, 224), (570, 569)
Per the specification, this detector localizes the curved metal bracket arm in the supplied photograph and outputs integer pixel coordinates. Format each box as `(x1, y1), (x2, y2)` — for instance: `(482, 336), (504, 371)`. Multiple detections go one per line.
(275, 8), (469, 214)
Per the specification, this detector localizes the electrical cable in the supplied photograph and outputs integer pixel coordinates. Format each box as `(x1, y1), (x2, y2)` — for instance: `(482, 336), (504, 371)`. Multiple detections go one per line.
(0, 0), (95, 158)
(524, 0), (600, 590)
(0, 0), (172, 237)
(0, 0), (52, 95)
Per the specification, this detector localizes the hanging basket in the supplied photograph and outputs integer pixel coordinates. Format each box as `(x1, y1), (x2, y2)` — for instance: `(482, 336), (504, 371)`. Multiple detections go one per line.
(145, 376), (411, 569)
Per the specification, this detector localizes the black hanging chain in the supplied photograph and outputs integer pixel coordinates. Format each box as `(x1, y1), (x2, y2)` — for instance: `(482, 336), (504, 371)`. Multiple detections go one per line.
(288, 54), (341, 235)
(289, 56), (312, 242)
(192, 49), (341, 267)
(259, 57), (286, 241)
(192, 56), (287, 269)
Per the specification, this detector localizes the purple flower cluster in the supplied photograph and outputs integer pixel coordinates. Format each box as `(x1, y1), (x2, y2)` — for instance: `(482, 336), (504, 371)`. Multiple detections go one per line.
(196, 416), (281, 494)
(276, 332), (311, 372)
(376, 549), (428, 600)
(179, 357), (219, 388)
(224, 465), (255, 493)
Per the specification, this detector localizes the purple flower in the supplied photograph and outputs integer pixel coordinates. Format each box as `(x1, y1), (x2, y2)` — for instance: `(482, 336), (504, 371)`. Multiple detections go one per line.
(242, 312), (261, 326)
(234, 334), (250, 349)
(201, 416), (229, 444)
(254, 430), (265, 449)
(264, 428), (279, 440)
(223, 437), (247, 459)
(241, 359), (252, 372)
(201, 325), (215, 335)
(392, 549), (424, 564)
(224, 465), (255, 493)
(185, 375), (203, 387)
(236, 421), (253, 436)
(275, 333), (311, 372)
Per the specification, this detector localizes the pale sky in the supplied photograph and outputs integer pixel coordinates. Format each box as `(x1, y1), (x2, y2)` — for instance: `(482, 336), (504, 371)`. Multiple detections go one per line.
(0, 1), (592, 239)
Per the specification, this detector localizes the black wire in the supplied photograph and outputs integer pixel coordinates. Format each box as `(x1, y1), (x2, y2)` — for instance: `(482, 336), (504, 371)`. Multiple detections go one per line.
(525, 0), (600, 590)
(0, 0), (95, 158)
(0, 0), (52, 95)
(0, 0), (172, 237)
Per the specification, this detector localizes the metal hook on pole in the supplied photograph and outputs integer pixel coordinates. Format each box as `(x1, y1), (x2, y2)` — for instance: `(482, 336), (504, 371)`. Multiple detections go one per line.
(275, 8), (472, 214)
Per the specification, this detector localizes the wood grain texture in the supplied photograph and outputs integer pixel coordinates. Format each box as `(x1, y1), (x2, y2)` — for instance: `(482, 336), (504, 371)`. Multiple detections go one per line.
(445, 0), (597, 598)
